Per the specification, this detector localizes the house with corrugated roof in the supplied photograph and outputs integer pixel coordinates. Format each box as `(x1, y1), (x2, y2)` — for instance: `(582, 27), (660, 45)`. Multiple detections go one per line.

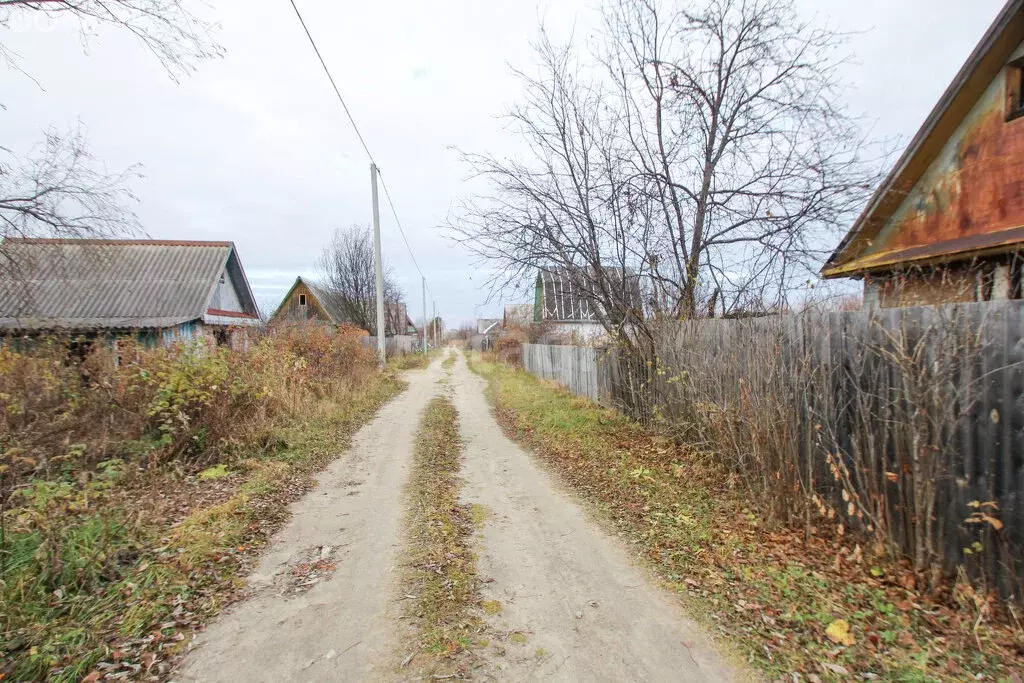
(823, 0), (1024, 308)
(0, 238), (260, 346)
(269, 276), (416, 336)
(534, 266), (641, 343)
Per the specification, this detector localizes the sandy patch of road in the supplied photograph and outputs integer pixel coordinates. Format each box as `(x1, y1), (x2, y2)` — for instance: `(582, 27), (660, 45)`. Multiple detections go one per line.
(450, 351), (740, 682)
(177, 358), (444, 683)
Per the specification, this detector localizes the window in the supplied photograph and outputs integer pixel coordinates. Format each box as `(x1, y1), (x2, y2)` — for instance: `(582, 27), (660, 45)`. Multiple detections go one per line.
(299, 294), (307, 306)
(1006, 61), (1024, 121)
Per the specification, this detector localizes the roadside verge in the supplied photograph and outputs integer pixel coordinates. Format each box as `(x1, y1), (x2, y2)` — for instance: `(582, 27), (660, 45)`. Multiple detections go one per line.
(468, 354), (1021, 682)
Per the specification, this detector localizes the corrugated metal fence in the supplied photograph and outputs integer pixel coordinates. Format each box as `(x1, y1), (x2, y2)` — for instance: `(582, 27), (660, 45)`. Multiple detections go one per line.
(522, 301), (1024, 595)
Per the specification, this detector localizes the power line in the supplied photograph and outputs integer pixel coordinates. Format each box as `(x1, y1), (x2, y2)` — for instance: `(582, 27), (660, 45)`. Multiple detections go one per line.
(286, 0), (372, 162)
(285, 0), (430, 290)
(376, 171), (424, 278)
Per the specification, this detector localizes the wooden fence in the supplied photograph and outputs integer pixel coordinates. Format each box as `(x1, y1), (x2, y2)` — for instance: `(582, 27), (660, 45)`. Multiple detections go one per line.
(521, 301), (1024, 596)
(521, 343), (615, 404)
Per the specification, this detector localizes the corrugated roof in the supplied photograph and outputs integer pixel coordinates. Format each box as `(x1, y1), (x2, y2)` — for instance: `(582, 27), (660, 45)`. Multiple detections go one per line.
(0, 239), (257, 330)
(536, 266), (641, 323)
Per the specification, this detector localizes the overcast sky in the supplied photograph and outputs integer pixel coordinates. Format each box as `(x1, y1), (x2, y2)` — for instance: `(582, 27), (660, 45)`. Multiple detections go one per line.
(1, 0), (1007, 325)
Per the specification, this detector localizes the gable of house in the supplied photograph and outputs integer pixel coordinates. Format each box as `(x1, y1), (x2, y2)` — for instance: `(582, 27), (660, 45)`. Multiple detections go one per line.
(270, 278), (415, 336)
(0, 239), (260, 331)
(824, 0), (1024, 278)
(535, 266), (641, 324)
(270, 277), (342, 326)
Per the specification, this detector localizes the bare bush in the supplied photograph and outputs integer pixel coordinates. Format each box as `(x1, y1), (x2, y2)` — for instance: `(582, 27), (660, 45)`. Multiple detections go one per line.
(624, 302), (1019, 594)
(0, 324), (377, 502)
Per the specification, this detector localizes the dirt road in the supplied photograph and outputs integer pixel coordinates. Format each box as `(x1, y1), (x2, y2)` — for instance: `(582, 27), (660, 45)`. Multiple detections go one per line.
(178, 351), (738, 682)
(178, 358), (445, 682)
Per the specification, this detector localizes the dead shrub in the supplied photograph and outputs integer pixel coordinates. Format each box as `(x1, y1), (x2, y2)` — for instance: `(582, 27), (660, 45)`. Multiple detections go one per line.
(0, 324), (378, 501)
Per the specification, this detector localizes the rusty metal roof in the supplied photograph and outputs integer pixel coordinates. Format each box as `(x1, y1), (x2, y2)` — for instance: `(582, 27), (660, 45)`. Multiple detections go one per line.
(823, 0), (1024, 278)
(0, 239), (260, 330)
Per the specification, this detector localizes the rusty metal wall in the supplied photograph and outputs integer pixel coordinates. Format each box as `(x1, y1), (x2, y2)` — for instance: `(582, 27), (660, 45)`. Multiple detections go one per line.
(863, 72), (1024, 268)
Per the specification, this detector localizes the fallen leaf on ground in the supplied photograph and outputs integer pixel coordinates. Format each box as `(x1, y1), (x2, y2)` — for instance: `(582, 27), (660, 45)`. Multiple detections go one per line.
(824, 619), (855, 646)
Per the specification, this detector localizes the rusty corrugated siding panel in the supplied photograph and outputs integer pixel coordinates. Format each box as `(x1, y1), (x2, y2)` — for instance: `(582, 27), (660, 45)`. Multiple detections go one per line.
(0, 239), (232, 330)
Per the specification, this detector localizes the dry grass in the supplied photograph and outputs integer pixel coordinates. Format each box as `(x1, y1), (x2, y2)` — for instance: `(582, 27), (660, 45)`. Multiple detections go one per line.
(400, 394), (483, 678)
(0, 327), (404, 681)
(385, 350), (430, 370)
(469, 354), (1024, 682)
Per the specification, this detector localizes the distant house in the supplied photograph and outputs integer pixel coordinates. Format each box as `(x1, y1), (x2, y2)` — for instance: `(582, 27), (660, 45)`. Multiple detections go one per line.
(534, 266), (641, 342)
(476, 318), (501, 335)
(823, 0), (1024, 308)
(0, 239), (260, 346)
(502, 304), (534, 329)
(269, 276), (416, 336)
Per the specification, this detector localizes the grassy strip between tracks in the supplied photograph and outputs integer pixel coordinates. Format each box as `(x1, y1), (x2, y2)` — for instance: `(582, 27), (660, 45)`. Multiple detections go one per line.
(400, 394), (484, 678)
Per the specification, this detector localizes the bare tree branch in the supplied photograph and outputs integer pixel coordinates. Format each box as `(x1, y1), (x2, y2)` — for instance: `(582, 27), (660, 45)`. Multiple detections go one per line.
(449, 0), (889, 341)
(316, 224), (405, 337)
(0, 126), (140, 274)
(0, 0), (222, 81)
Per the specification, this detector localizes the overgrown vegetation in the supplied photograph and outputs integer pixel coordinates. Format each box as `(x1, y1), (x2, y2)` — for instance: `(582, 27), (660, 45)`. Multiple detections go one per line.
(469, 355), (1024, 681)
(0, 325), (403, 681)
(619, 310), (1020, 596)
(401, 394), (483, 678)
(388, 351), (432, 371)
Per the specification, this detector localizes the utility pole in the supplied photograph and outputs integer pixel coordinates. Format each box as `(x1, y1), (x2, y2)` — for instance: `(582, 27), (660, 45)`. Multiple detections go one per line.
(370, 163), (385, 366)
(433, 301), (438, 347)
(421, 276), (427, 354)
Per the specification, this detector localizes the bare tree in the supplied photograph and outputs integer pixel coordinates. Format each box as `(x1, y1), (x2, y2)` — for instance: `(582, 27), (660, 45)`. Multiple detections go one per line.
(450, 0), (886, 339)
(0, 0), (221, 273)
(317, 224), (405, 337)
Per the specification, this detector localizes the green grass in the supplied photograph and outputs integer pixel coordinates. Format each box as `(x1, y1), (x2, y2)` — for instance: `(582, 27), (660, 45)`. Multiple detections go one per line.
(401, 394), (482, 677)
(0, 373), (405, 682)
(468, 354), (1022, 682)
(441, 352), (456, 371)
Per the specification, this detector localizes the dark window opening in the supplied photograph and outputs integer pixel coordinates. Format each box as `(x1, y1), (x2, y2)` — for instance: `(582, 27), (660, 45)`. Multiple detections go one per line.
(214, 328), (229, 346)
(299, 294), (307, 306)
